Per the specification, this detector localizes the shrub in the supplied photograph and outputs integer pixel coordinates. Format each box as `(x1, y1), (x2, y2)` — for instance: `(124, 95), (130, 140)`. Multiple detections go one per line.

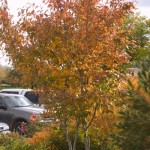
(26, 121), (50, 138)
(27, 125), (116, 150)
(0, 133), (32, 150)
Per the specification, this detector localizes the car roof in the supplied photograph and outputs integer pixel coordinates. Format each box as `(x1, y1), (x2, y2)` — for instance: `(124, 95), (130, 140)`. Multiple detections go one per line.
(0, 89), (32, 92)
(0, 93), (24, 97)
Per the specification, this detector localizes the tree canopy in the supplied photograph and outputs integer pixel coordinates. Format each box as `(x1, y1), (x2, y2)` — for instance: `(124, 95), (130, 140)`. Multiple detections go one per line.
(0, 0), (136, 149)
(125, 15), (150, 64)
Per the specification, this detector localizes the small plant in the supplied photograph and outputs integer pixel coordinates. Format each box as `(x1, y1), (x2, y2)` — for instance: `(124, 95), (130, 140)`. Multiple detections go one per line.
(25, 121), (50, 138)
(0, 132), (32, 150)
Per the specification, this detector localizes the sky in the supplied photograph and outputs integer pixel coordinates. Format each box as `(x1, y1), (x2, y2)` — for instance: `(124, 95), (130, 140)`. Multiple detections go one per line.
(0, 0), (150, 66)
(137, 0), (150, 18)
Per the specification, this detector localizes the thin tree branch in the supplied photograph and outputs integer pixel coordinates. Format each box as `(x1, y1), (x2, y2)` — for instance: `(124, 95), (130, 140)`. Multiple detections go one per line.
(85, 103), (97, 131)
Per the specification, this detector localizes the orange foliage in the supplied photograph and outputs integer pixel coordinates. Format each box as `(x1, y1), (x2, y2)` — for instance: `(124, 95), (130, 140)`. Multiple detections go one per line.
(130, 76), (150, 103)
(0, 0), (136, 148)
(27, 130), (49, 145)
(119, 75), (150, 103)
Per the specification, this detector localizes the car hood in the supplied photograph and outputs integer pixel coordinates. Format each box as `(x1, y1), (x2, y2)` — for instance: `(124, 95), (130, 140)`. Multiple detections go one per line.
(12, 106), (44, 114)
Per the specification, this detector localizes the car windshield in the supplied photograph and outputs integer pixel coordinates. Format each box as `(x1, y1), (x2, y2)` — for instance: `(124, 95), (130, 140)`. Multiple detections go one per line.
(4, 96), (33, 107)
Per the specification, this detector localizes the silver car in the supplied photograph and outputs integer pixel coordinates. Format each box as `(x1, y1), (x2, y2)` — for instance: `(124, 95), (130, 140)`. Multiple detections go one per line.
(0, 93), (47, 135)
(0, 122), (10, 134)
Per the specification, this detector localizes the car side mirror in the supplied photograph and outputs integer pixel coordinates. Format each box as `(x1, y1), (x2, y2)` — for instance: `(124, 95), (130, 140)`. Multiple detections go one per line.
(0, 103), (7, 110)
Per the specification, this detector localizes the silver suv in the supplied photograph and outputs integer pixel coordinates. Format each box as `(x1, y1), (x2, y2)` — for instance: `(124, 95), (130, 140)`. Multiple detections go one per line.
(0, 93), (45, 134)
(0, 89), (39, 104)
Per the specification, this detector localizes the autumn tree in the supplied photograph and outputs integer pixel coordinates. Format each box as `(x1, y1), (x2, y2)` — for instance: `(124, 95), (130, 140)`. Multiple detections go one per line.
(0, 0), (135, 149)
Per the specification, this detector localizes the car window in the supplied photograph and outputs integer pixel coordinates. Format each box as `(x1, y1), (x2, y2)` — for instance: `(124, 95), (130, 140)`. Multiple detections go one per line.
(0, 97), (5, 105)
(0, 91), (19, 94)
(3, 96), (33, 107)
(0, 101), (3, 105)
(25, 92), (39, 104)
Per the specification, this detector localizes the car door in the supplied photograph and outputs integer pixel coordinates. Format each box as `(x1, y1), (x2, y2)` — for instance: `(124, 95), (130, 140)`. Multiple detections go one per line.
(0, 97), (14, 126)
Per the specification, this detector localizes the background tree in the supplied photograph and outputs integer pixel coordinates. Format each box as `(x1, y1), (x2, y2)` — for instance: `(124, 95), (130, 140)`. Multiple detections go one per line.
(115, 54), (150, 150)
(0, 64), (10, 84)
(6, 68), (23, 87)
(125, 15), (150, 64)
(138, 54), (150, 95)
(0, 0), (135, 149)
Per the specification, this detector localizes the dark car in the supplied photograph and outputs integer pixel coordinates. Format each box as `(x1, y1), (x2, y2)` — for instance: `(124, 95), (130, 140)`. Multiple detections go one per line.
(0, 93), (46, 134)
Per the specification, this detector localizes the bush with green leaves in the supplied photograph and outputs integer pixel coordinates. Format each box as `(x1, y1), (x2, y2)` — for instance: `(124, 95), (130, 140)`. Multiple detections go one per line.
(26, 123), (116, 150)
(0, 133), (32, 150)
(25, 121), (50, 138)
(0, 121), (118, 150)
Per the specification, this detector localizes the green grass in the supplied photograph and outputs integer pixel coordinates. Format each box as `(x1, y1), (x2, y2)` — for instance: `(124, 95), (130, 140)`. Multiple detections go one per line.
(0, 84), (12, 90)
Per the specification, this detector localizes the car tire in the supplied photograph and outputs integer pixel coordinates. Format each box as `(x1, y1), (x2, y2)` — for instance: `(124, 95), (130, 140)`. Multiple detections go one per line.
(13, 121), (27, 136)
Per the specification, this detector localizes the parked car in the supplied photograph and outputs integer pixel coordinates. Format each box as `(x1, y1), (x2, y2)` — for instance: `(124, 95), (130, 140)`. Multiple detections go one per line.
(0, 89), (39, 104)
(0, 93), (49, 135)
(0, 122), (10, 134)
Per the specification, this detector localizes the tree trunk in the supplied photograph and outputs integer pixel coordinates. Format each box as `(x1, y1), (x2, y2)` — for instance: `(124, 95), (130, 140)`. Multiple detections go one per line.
(84, 133), (90, 150)
(83, 105), (97, 150)
(73, 128), (78, 150)
(67, 139), (73, 150)
(63, 118), (73, 150)
(73, 118), (80, 150)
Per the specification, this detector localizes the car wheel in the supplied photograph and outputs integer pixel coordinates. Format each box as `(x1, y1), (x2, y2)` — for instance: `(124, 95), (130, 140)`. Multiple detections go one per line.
(13, 121), (27, 136)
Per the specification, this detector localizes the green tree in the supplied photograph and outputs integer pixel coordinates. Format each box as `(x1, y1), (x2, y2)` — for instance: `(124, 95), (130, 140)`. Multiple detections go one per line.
(115, 54), (150, 150)
(0, 65), (10, 83)
(7, 68), (23, 87)
(126, 15), (150, 64)
(138, 54), (150, 94)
